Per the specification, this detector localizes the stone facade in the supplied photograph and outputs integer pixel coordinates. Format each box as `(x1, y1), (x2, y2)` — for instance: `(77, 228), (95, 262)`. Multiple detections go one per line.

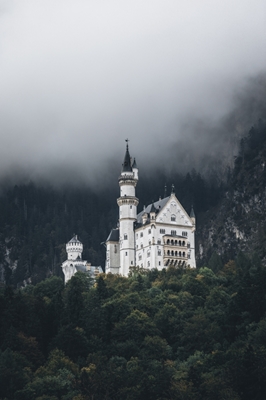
(105, 145), (196, 276)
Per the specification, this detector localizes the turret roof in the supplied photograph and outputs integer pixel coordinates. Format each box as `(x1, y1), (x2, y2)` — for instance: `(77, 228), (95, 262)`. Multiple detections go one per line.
(122, 144), (132, 172)
(150, 203), (157, 213)
(68, 235), (82, 244)
(132, 158), (138, 169)
(106, 228), (120, 242)
(190, 206), (195, 218)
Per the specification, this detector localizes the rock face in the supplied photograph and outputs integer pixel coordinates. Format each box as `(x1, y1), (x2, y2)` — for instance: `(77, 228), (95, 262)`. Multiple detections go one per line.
(197, 122), (266, 265)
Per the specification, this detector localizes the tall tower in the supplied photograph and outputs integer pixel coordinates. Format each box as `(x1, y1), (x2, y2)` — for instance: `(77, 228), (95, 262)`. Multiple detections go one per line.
(117, 142), (139, 276)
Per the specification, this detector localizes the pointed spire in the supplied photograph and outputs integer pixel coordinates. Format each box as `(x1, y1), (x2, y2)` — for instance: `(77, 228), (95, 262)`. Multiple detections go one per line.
(164, 184), (167, 198)
(150, 203), (157, 213)
(132, 157), (137, 168)
(190, 205), (195, 218)
(122, 140), (132, 172)
(171, 184), (175, 194)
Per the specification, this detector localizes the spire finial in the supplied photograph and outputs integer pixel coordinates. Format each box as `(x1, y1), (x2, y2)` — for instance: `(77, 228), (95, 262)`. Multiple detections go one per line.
(164, 184), (167, 198)
(171, 184), (175, 194)
(125, 138), (129, 150)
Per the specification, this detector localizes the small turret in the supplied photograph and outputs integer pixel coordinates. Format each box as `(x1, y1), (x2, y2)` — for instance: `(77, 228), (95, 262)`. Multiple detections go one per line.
(132, 158), (138, 180)
(150, 203), (157, 221)
(66, 235), (83, 260)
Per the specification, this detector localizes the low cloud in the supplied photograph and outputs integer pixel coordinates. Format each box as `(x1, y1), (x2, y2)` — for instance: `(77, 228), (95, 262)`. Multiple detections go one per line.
(0, 0), (266, 186)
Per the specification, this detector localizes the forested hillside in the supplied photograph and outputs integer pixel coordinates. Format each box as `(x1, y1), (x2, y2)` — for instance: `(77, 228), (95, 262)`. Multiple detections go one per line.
(1, 260), (266, 399)
(197, 119), (266, 266)
(0, 168), (222, 287)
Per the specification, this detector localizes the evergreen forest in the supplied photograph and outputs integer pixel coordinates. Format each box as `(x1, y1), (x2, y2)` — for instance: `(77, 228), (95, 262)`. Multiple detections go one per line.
(1, 260), (266, 399)
(1, 121), (266, 399)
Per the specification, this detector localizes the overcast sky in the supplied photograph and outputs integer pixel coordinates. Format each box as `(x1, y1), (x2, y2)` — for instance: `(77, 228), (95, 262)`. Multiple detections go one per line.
(0, 0), (266, 185)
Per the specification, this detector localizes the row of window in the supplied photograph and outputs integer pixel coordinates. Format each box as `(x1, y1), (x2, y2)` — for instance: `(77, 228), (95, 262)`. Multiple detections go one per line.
(125, 231), (188, 243)
(136, 229), (188, 238)
(165, 239), (189, 247)
(166, 250), (187, 257)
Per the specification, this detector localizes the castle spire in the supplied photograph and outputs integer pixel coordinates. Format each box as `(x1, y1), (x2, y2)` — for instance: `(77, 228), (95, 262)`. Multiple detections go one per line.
(122, 139), (132, 172)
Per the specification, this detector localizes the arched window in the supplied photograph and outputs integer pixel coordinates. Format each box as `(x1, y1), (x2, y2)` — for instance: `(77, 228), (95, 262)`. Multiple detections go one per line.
(175, 251), (178, 256)
(182, 241), (185, 246)
(179, 240), (181, 246)
(171, 215), (176, 221)
(179, 251), (181, 257)
(171, 250), (174, 256)
(167, 239), (170, 245)
(167, 250), (170, 255)
(124, 234), (128, 240)
(183, 252), (186, 257)
(114, 245), (117, 253)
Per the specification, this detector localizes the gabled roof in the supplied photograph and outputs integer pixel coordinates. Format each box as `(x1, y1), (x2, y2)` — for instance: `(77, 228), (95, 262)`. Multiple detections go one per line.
(106, 228), (120, 242)
(136, 196), (170, 224)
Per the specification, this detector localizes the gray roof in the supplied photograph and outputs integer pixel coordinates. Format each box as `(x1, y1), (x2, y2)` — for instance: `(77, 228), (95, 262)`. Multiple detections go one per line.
(121, 144), (132, 173)
(136, 196), (170, 224)
(132, 158), (138, 168)
(68, 235), (82, 244)
(106, 228), (120, 242)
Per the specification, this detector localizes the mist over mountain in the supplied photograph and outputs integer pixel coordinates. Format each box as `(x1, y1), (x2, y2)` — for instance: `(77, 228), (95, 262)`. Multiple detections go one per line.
(1, 1), (266, 187)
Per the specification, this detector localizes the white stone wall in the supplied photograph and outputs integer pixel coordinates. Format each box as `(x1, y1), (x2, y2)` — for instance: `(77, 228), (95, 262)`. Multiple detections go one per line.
(106, 242), (120, 273)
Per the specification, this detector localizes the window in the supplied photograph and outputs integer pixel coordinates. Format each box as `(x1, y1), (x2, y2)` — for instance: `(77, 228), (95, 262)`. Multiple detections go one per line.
(148, 261), (150, 267)
(158, 250), (161, 256)
(140, 232), (143, 237)
(147, 251), (150, 257)
(157, 239), (161, 245)
(136, 234), (138, 239)
(125, 252), (128, 256)
(149, 240), (151, 245)
(171, 215), (176, 221)
(160, 229), (165, 234)
(148, 229), (151, 234)
(130, 205), (132, 209)
(131, 261), (133, 265)
(114, 245), (117, 253)
(139, 254), (142, 260)
(141, 243), (143, 248)
(171, 230), (176, 236)
(182, 231), (188, 237)
(159, 261), (161, 266)
(124, 234), (128, 240)
(187, 242), (190, 248)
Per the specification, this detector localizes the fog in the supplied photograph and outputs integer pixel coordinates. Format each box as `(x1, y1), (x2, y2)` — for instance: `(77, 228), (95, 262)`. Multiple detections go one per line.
(0, 0), (266, 186)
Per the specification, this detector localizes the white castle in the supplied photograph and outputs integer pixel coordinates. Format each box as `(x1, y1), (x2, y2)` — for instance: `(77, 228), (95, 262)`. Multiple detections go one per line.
(105, 143), (196, 276)
(61, 235), (103, 283)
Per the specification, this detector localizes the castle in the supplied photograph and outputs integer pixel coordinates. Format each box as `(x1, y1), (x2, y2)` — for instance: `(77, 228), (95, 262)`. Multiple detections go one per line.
(61, 235), (103, 283)
(105, 143), (196, 276)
